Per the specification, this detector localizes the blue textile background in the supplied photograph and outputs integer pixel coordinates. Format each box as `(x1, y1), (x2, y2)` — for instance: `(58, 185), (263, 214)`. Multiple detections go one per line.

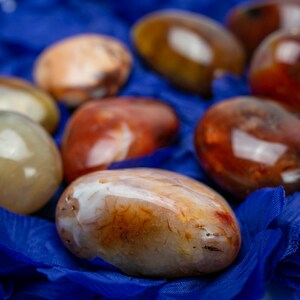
(0, 0), (299, 299)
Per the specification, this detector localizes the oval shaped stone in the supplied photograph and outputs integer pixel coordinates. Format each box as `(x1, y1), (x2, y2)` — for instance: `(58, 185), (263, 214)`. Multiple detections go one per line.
(194, 97), (300, 199)
(56, 168), (241, 278)
(132, 10), (245, 97)
(227, 0), (300, 58)
(61, 97), (179, 182)
(249, 29), (300, 112)
(33, 34), (132, 107)
(0, 77), (59, 133)
(0, 111), (63, 214)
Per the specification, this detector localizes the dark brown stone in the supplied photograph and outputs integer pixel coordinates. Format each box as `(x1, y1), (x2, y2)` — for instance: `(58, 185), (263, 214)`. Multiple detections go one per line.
(132, 10), (245, 97)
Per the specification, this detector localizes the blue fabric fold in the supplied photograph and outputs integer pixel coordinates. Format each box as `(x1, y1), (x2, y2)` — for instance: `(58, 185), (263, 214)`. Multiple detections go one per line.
(0, 0), (299, 299)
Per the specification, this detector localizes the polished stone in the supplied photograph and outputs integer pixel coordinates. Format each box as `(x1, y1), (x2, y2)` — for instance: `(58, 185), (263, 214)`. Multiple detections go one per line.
(0, 77), (59, 133)
(34, 34), (132, 107)
(132, 10), (245, 97)
(61, 97), (179, 182)
(194, 97), (300, 199)
(56, 168), (241, 278)
(227, 0), (300, 58)
(249, 29), (300, 112)
(0, 111), (62, 214)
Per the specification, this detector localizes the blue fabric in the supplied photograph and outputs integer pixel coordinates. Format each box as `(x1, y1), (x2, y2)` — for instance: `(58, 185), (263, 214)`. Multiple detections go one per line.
(0, 0), (299, 299)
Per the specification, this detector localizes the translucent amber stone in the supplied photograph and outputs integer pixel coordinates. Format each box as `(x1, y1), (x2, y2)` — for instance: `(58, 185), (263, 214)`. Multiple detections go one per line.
(132, 10), (245, 97)
(33, 34), (132, 107)
(0, 77), (59, 133)
(249, 29), (300, 112)
(227, 0), (300, 58)
(194, 97), (300, 199)
(61, 97), (179, 182)
(56, 168), (241, 278)
(0, 111), (62, 214)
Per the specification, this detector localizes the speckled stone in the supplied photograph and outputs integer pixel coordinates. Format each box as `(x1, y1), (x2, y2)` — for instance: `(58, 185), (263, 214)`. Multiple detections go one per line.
(132, 10), (245, 97)
(56, 168), (241, 278)
(0, 111), (62, 214)
(249, 29), (300, 112)
(227, 0), (300, 58)
(33, 34), (132, 107)
(194, 97), (300, 199)
(61, 97), (179, 182)
(0, 77), (59, 133)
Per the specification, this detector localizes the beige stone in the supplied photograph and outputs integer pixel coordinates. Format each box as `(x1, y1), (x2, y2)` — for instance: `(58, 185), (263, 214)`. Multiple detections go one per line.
(0, 111), (62, 214)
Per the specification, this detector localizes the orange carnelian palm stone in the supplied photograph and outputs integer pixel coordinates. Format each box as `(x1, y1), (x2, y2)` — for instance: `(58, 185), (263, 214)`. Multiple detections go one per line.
(194, 97), (300, 199)
(249, 29), (300, 112)
(61, 97), (179, 182)
(227, 0), (300, 59)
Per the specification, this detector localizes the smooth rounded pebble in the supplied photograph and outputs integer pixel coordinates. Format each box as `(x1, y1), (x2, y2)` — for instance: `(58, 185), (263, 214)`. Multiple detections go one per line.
(0, 111), (62, 214)
(34, 34), (132, 107)
(56, 168), (241, 278)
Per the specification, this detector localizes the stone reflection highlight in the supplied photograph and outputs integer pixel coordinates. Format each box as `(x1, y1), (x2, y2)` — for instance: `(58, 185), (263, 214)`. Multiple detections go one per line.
(232, 129), (287, 166)
(194, 97), (300, 199)
(168, 27), (213, 65)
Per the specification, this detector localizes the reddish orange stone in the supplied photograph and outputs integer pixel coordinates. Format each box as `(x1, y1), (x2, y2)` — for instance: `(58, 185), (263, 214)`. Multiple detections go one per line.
(61, 97), (179, 182)
(249, 29), (300, 112)
(227, 0), (300, 59)
(194, 97), (300, 199)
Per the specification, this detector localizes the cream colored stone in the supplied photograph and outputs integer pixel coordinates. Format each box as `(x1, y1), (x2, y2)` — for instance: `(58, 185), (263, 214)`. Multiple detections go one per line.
(0, 77), (59, 133)
(0, 111), (62, 214)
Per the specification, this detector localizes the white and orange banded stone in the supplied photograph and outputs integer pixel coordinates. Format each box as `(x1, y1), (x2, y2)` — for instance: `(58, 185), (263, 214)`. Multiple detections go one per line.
(33, 34), (132, 107)
(56, 168), (241, 278)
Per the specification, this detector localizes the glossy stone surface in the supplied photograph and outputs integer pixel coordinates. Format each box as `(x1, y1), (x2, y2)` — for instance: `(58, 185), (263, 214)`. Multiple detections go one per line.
(249, 29), (300, 112)
(56, 168), (241, 278)
(227, 0), (300, 58)
(61, 97), (179, 182)
(0, 77), (59, 133)
(33, 34), (132, 107)
(0, 111), (62, 214)
(194, 97), (300, 199)
(132, 10), (245, 97)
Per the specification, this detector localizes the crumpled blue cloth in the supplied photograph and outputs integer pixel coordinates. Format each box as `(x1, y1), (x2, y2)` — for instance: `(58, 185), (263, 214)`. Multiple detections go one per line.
(0, 0), (299, 299)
